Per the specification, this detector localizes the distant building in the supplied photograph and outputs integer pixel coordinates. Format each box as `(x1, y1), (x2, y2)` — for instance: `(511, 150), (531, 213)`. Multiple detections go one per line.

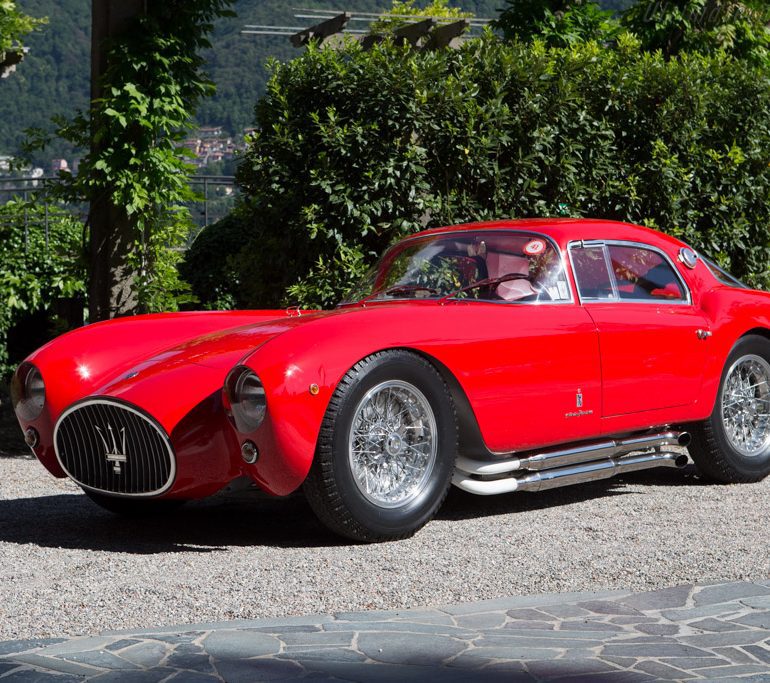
(51, 158), (70, 174)
(198, 126), (224, 139)
(183, 126), (246, 169)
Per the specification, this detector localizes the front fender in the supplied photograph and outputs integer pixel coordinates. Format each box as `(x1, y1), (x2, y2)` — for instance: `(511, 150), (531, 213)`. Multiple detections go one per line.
(236, 305), (476, 495)
(17, 310), (301, 487)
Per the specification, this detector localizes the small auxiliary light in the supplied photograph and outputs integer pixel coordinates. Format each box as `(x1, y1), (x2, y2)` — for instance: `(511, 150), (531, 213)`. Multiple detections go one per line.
(24, 428), (39, 449)
(241, 440), (259, 464)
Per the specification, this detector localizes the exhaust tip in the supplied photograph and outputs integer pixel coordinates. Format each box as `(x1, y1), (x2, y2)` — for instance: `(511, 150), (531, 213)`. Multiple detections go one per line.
(677, 432), (691, 447)
(674, 454), (689, 468)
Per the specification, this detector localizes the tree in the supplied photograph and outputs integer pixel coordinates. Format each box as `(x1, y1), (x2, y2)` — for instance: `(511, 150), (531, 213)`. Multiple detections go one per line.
(43, 0), (234, 320)
(0, 0), (45, 78)
(494, 0), (617, 46)
(622, 0), (770, 63)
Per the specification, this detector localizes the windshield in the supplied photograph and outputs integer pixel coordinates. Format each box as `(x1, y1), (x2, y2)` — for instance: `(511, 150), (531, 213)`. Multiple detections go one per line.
(342, 231), (571, 305)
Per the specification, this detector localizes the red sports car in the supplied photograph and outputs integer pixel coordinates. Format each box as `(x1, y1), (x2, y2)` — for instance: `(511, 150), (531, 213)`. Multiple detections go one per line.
(11, 219), (770, 541)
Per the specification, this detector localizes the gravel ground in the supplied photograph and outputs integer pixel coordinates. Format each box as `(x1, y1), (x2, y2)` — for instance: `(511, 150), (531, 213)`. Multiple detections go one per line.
(0, 452), (768, 642)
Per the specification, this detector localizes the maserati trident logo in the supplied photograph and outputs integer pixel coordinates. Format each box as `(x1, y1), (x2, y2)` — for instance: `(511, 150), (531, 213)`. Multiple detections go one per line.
(565, 388), (593, 418)
(95, 424), (127, 474)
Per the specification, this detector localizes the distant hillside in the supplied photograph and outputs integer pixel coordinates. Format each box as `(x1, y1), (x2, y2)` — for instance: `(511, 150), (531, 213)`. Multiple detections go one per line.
(1, 0), (90, 164)
(3, 0), (635, 166)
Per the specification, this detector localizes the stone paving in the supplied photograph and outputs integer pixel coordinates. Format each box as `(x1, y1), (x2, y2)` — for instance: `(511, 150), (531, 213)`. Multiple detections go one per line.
(0, 581), (769, 681)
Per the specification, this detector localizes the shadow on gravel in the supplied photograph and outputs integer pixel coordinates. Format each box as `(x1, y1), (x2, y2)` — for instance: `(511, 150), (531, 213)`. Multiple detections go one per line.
(0, 464), (710, 554)
(0, 491), (345, 553)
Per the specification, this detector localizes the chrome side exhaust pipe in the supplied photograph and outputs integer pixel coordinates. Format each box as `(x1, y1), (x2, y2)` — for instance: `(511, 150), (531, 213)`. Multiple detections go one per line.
(453, 452), (689, 496)
(455, 431), (690, 477)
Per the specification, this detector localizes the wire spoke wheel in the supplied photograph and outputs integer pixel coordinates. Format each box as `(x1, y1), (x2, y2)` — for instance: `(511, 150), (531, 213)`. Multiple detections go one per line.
(690, 336), (770, 484)
(303, 350), (457, 542)
(348, 380), (437, 508)
(721, 354), (770, 457)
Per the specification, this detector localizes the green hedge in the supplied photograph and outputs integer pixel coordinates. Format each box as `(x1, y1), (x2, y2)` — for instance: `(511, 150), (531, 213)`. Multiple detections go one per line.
(186, 35), (770, 309)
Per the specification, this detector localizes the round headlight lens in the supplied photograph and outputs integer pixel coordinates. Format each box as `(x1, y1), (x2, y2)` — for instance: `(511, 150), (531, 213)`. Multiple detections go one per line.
(11, 363), (46, 422)
(225, 366), (267, 433)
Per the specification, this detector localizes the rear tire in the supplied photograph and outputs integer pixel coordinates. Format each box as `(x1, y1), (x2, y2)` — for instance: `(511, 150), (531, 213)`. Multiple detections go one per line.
(689, 335), (770, 483)
(303, 350), (457, 542)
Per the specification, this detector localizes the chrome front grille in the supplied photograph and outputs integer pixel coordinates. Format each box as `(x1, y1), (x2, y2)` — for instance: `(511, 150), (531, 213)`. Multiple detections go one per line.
(54, 400), (175, 496)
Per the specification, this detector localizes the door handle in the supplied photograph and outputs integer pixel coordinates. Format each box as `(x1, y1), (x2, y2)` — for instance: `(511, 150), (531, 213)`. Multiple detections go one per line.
(696, 329), (712, 340)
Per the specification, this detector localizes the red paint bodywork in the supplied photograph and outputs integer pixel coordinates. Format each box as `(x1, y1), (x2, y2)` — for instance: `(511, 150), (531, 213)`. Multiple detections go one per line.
(14, 219), (770, 498)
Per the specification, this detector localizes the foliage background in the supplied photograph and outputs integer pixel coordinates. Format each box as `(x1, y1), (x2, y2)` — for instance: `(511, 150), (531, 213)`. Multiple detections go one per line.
(0, 203), (85, 377)
(3, 0), (770, 370)
(184, 34), (770, 310)
(1, 0), (629, 165)
(0, 0), (45, 54)
(45, 0), (234, 316)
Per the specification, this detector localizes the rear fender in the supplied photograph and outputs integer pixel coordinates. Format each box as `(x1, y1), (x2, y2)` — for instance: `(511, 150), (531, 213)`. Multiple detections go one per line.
(698, 288), (770, 414)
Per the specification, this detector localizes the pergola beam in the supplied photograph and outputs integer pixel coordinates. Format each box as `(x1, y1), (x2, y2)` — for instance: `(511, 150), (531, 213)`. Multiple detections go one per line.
(291, 12), (351, 47)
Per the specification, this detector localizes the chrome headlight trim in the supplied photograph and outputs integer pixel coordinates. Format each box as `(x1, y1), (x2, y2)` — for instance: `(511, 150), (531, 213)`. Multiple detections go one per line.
(225, 366), (267, 433)
(11, 362), (46, 422)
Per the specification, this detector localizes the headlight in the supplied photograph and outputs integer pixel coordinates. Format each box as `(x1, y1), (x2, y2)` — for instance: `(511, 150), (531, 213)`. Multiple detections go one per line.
(10, 362), (46, 421)
(224, 366), (267, 433)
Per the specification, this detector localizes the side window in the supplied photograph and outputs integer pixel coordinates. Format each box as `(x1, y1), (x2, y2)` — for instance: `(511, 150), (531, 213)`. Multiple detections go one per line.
(608, 245), (685, 301)
(570, 245), (615, 300)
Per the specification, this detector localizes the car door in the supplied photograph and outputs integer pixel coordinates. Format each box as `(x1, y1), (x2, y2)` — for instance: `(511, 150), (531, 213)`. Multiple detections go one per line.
(427, 233), (603, 452)
(568, 240), (709, 417)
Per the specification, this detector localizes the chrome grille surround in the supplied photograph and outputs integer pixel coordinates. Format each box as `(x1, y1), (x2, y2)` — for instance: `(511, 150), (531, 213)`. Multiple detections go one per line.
(54, 399), (176, 497)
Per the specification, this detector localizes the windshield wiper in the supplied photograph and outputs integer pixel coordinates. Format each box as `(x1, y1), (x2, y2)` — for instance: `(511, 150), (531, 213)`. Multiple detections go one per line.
(358, 284), (438, 305)
(439, 272), (530, 302)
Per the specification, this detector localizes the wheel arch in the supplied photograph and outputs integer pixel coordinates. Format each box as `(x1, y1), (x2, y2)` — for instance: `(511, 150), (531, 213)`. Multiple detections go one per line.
(250, 339), (491, 496)
(739, 327), (770, 344)
(698, 327), (770, 417)
(404, 348), (490, 459)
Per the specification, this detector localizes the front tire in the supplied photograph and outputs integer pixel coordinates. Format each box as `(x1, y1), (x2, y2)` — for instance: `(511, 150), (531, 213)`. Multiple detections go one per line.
(303, 350), (457, 542)
(689, 335), (770, 483)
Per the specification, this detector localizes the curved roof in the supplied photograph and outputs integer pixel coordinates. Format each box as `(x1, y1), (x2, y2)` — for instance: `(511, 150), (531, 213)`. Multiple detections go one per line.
(414, 218), (689, 251)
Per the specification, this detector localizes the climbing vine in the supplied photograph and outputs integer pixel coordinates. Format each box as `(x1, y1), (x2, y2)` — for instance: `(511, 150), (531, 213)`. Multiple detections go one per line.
(37, 1), (234, 313)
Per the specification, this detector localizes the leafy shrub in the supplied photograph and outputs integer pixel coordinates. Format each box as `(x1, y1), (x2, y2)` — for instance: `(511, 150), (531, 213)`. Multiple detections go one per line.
(622, 0), (770, 64)
(494, 0), (617, 46)
(180, 213), (242, 310)
(200, 35), (770, 309)
(0, 202), (86, 378)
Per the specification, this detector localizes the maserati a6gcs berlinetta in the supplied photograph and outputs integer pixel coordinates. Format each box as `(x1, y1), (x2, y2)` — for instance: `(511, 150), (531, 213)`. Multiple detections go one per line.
(11, 219), (770, 541)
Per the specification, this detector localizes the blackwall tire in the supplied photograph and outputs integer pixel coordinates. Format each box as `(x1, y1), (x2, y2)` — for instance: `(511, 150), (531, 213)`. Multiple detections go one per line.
(303, 350), (458, 542)
(689, 335), (770, 483)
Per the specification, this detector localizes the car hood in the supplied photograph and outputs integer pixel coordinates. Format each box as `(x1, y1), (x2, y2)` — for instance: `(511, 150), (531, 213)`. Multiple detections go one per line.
(29, 310), (326, 432)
